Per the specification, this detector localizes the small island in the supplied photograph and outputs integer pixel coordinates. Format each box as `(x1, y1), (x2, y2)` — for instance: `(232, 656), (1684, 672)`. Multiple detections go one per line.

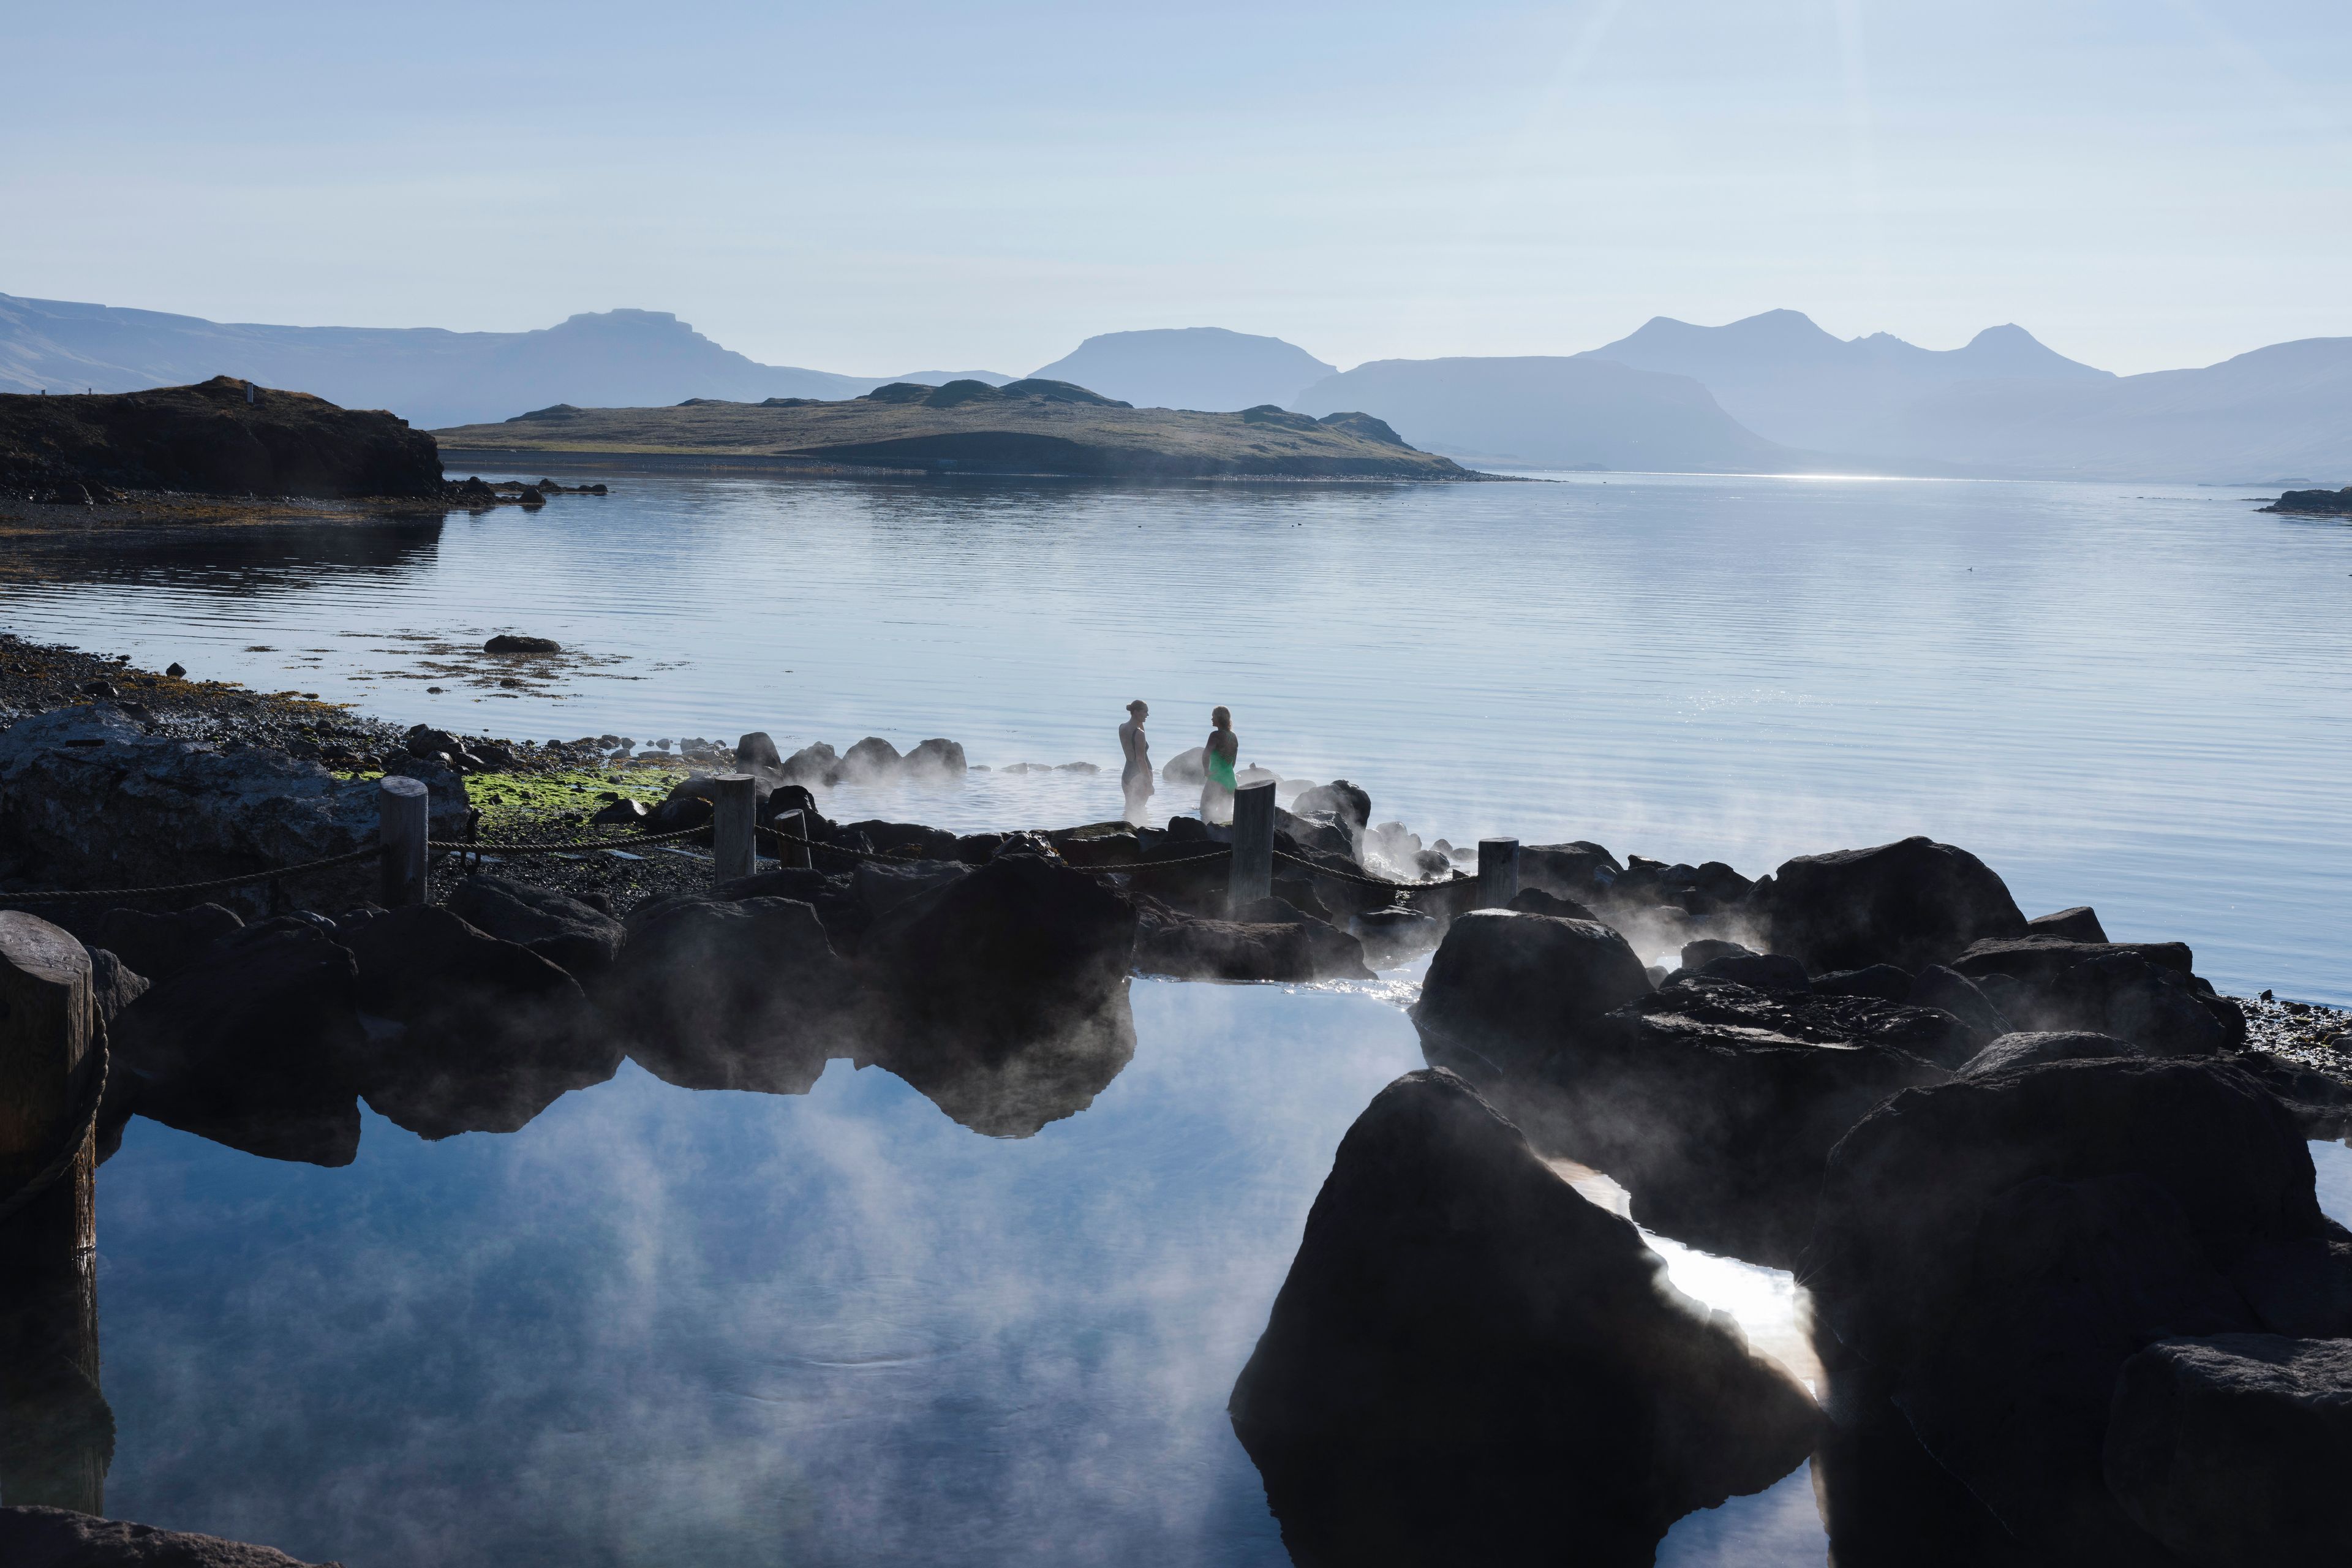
(432, 377), (1485, 481)
(2260, 486), (2352, 516)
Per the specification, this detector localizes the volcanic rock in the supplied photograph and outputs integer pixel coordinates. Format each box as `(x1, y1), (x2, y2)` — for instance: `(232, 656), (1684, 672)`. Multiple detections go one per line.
(1228, 1069), (1820, 1568)
(1411, 911), (1651, 1083)
(483, 634), (561, 654)
(91, 902), (243, 983)
(444, 874), (627, 978)
(2104, 1335), (2352, 1568)
(1762, 836), (2027, 973)
(2029, 905), (2109, 943)
(0, 706), (456, 913)
(0, 1506), (345, 1567)
(1530, 975), (1962, 1264)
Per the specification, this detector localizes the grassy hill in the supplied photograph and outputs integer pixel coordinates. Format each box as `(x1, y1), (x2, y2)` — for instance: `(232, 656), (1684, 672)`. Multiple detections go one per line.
(432, 379), (1482, 481)
(0, 376), (442, 497)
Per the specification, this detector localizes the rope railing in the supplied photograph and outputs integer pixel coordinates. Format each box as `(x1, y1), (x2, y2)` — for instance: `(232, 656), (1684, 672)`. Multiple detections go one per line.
(0, 776), (1488, 911)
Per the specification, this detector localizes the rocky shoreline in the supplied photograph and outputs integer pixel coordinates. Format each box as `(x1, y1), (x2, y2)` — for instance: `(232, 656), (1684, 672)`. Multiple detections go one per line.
(6, 633), (2352, 1567)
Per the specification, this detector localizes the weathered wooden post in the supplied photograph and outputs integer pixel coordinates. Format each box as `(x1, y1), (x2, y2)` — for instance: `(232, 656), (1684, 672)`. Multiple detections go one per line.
(1229, 778), (1276, 911)
(379, 775), (429, 907)
(1478, 837), (1521, 910)
(775, 809), (812, 870)
(712, 773), (756, 883)
(0, 910), (108, 1513)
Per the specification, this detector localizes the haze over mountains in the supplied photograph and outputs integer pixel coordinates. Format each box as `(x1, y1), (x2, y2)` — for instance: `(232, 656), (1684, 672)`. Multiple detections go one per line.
(5, 288), (2348, 483)
(0, 295), (1010, 429)
(1028, 328), (1334, 415)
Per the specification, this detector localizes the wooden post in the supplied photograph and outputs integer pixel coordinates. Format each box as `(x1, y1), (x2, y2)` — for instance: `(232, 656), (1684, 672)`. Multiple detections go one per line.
(775, 809), (812, 870)
(379, 775), (430, 907)
(0, 910), (107, 1513)
(712, 773), (756, 883)
(1478, 837), (1520, 910)
(1229, 778), (1276, 912)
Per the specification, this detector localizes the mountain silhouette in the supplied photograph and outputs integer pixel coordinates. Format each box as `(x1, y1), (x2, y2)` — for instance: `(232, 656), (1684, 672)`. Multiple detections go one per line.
(1578, 309), (2112, 452)
(1030, 328), (1335, 412)
(1290, 356), (1807, 472)
(0, 295), (1009, 428)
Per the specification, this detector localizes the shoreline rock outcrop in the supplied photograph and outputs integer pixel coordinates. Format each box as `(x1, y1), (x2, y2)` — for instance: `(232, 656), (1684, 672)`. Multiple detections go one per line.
(1230, 1069), (1820, 1567)
(0, 377), (441, 499)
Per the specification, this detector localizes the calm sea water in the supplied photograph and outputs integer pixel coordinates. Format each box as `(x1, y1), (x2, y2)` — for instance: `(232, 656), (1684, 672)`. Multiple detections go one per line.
(8, 467), (2345, 999)
(8, 469), (2350, 1564)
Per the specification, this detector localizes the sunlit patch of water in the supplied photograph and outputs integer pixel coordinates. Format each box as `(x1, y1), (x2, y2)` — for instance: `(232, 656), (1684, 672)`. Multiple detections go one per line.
(1548, 1158), (1823, 1396)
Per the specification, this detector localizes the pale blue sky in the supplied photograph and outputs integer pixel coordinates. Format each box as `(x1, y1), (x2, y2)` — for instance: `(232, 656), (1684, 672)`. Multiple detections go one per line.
(5, 1), (2346, 375)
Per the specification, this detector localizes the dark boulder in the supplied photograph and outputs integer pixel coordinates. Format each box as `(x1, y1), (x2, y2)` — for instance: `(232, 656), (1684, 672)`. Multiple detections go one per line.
(108, 921), (366, 1165)
(0, 1506), (344, 1567)
(2229, 1050), (2352, 1139)
(1160, 745), (1207, 785)
(1680, 937), (1755, 970)
(1518, 840), (1623, 903)
(1228, 1069), (1819, 1568)
(2225, 1237), (2352, 1338)
(1697, 951), (1811, 992)
(902, 737), (967, 780)
(1504, 886), (1597, 921)
(841, 818), (961, 862)
(1411, 911), (1651, 1083)
(589, 796), (647, 826)
(1905, 963), (2009, 1047)
(340, 905), (614, 1138)
(777, 741), (839, 786)
(1888, 1172), (2260, 1549)
(1802, 1059), (2334, 1551)
(1763, 836), (2027, 973)
(1955, 939), (2237, 1056)
(1815, 963), (1913, 1003)
(1533, 976), (1961, 1264)
(444, 875), (627, 979)
(83, 945), (149, 1028)
(1805, 1058), (2325, 1372)
(90, 902), (241, 982)
(1950, 934), (2195, 988)
(2038, 953), (2237, 1057)
(832, 736), (903, 783)
(1349, 905), (1440, 968)
(1231, 897), (1374, 981)
(1958, 1029), (2140, 1078)
(483, 633), (560, 654)
(612, 895), (854, 1095)
(2030, 905), (2109, 943)
(850, 857), (967, 919)
(1289, 780), (1370, 839)
(734, 731), (785, 777)
(1136, 907), (1318, 982)
(2105, 1335), (2352, 1568)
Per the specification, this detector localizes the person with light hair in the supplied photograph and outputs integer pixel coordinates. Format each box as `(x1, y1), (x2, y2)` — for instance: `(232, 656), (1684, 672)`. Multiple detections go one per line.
(1118, 699), (1155, 826)
(1200, 705), (1238, 826)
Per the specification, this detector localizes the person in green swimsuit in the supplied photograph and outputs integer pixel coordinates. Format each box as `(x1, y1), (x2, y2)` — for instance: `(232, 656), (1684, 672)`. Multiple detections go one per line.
(1200, 705), (1239, 825)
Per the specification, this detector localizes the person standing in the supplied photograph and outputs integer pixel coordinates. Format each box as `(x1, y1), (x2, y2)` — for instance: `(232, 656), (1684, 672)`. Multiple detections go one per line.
(1118, 699), (1155, 826)
(1200, 705), (1239, 826)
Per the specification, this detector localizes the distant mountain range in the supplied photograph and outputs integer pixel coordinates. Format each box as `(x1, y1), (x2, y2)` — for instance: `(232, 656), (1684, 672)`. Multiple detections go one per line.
(0, 295), (1009, 429)
(6, 290), (2348, 482)
(1575, 309), (2114, 453)
(1292, 356), (1798, 473)
(1028, 328), (1335, 413)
